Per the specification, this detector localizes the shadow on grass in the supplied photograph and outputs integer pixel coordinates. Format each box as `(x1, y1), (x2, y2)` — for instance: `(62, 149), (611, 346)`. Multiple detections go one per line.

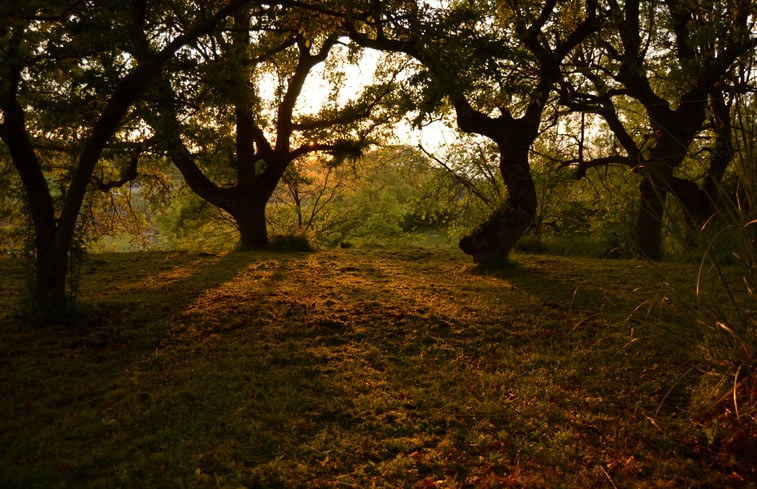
(37, 251), (261, 345)
(472, 254), (662, 320)
(0, 249), (366, 488)
(0, 250), (270, 488)
(0, 248), (719, 488)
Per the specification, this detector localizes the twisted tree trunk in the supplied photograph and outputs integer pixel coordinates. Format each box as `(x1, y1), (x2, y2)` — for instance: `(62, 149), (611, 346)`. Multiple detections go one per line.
(459, 142), (537, 266)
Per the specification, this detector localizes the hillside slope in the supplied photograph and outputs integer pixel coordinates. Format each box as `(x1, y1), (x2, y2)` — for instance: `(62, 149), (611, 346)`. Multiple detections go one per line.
(0, 248), (749, 488)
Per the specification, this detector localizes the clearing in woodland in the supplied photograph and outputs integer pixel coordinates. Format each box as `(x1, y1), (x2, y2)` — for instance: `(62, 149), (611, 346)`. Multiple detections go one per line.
(0, 246), (752, 488)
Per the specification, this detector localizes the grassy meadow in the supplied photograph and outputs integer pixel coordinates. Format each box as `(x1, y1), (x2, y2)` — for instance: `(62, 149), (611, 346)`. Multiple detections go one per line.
(0, 246), (753, 488)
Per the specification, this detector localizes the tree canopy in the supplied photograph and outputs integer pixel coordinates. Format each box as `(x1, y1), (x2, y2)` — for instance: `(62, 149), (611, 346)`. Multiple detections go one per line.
(145, 3), (405, 249)
(1, 0), (755, 313)
(1, 0), (252, 314)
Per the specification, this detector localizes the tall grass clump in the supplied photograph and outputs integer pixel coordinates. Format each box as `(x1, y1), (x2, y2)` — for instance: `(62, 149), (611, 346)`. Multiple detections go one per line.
(689, 97), (756, 459)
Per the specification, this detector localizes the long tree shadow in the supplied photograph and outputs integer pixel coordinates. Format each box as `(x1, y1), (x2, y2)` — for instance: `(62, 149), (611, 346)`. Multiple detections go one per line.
(0, 248), (264, 382)
(472, 255), (670, 322)
(0, 248), (369, 488)
(0, 250), (269, 487)
(90, 250), (359, 487)
(0, 248), (717, 487)
(63, 251), (262, 349)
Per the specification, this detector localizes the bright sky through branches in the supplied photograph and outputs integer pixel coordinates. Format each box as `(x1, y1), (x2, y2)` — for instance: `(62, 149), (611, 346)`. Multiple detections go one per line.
(294, 45), (457, 151)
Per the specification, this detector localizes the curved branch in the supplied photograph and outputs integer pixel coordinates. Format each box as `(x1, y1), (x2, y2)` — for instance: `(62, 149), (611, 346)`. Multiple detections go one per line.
(563, 155), (633, 179)
(91, 149), (140, 191)
(276, 33), (340, 153)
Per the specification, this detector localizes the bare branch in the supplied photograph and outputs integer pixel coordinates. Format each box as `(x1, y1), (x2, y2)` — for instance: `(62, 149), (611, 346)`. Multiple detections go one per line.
(418, 144), (494, 207)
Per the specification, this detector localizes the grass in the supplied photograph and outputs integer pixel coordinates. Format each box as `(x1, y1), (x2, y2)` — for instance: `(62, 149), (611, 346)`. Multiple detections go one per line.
(0, 246), (753, 488)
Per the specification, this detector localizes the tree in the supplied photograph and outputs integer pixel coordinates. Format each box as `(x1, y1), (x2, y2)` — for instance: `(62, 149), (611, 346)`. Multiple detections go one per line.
(268, 153), (354, 239)
(559, 0), (756, 258)
(0, 0), (249, 315)
(148, 4), (403, 249)
(344, 0), (600, 265)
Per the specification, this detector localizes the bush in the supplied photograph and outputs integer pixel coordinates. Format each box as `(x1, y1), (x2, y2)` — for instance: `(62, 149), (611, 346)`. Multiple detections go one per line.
(268, 234), (315, 252)
(514, 236), (547, 254)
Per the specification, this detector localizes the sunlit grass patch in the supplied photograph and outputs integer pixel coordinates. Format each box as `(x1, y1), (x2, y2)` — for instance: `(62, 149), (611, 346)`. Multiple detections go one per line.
(0, 247), (750, 487)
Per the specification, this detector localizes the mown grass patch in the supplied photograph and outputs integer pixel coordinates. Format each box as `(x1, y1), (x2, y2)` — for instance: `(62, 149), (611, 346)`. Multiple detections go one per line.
(0, 248), (752, 487)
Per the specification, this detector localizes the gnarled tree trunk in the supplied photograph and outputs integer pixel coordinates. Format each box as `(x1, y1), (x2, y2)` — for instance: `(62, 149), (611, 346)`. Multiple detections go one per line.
(459, 134), (537, 266)
(458, 195), (537, 267)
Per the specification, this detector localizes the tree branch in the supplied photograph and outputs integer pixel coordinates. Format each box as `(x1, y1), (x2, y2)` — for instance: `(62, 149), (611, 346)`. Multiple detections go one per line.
(418, 144), (494, 207)
(275, 33), (340, 154)
(91, 148), (140, 192)
(556, 155), (632, 179)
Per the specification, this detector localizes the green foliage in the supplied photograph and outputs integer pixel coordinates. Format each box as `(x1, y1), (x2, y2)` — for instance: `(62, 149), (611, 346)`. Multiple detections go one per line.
(521, 155), (640, 258)
(266, 147), (446, 247)
(414, 138), (502, 240)
(154, 187), (238, 252)
(0, 156), (26, 254)
(327, 158), (415, 243)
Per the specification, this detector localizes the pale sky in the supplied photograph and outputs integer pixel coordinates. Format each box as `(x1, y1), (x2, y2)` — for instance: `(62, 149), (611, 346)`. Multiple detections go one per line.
(295, 44), (458, 151)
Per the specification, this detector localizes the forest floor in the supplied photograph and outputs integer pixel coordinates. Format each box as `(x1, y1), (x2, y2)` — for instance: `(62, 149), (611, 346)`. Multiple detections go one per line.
(0, 246), (753, 488)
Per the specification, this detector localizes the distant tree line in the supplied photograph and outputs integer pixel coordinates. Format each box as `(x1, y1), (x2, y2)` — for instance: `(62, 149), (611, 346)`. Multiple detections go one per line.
(1, 0), (755, 315)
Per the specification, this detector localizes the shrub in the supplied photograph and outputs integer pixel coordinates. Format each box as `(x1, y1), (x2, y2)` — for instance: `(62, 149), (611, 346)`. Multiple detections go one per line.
(268, 234), (315, 252)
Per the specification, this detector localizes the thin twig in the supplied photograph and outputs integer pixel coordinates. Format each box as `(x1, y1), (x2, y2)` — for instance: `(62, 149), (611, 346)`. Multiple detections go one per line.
(599, 464), (619, 489)
(733, 366), (742, 423)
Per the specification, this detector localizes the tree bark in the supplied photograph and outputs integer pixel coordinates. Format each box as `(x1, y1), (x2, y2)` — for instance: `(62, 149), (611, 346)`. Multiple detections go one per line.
(635, 175), (667, 259)
(231, 198), (270, 250)
(613, 0), (752, 259)
(458, 118), (538, 266)
(459, 154), (537, 266)
(34, 245), (70, 315)
(632, 100), (706, 258)
(701, 88), (734, 214)
(1, 58), (69, 311)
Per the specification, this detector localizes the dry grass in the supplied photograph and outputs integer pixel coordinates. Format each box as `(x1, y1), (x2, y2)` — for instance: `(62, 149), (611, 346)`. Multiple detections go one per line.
(0, 247), (753, 488)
